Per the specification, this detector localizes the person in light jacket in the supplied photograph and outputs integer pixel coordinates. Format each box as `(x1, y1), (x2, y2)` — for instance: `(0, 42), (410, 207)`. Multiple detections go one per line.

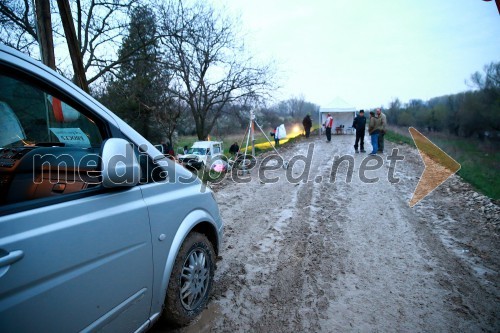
(376, 108), (387, 153)
(274, 126), (280, 146)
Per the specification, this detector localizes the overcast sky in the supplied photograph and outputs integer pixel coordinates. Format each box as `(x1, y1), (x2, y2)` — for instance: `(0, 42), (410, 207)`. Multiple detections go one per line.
(219, 0), (500, 110)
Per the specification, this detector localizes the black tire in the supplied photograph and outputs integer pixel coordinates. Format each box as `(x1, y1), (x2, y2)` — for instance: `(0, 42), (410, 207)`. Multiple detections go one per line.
(162, 232), (215, 327)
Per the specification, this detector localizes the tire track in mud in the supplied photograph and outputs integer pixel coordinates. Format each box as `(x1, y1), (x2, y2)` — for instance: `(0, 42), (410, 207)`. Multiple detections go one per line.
(209, 148), (311, 332)
(296, 149), (351, 330)
(253, 140), (354, 332)
(252, 149), (323, 332)
(210, 140), (350, 332)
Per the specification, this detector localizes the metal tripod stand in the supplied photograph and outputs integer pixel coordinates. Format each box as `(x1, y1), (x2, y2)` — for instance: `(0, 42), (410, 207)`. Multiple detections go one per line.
(235, 110), (288, 172)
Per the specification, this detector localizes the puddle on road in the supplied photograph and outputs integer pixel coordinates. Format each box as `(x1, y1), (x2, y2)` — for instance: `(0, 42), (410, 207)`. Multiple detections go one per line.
(151, 302), (221, 333)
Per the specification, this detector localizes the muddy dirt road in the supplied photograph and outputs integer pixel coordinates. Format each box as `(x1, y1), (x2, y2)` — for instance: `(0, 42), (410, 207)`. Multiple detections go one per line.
(153, 134), (499, 332)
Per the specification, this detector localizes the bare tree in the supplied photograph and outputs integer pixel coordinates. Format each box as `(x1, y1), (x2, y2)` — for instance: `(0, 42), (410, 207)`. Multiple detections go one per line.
(158, 1), (275, 140)
(71, 0), (144, 85)
(155, 93), (185, 148)
(0, 0), (39, 54)
(470, 61), (500, 91)
(278, 96), (305, 118)
(0, 0), (156, 88)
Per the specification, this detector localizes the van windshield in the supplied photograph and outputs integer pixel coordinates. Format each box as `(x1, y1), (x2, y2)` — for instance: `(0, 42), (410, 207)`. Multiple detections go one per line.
(188, 147), (207, 155)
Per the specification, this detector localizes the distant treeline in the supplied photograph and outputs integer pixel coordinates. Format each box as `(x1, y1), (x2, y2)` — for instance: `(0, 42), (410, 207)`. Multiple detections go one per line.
(195, 97), (320, 140)
(383, 61), (500, 140)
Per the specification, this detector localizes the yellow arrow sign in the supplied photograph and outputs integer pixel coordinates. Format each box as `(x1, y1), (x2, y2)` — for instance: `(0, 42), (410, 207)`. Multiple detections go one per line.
(408, 127), (461, 207)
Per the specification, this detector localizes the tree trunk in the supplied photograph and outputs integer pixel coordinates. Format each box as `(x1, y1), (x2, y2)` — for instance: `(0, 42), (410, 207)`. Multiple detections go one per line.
(197, 126), (205, 140)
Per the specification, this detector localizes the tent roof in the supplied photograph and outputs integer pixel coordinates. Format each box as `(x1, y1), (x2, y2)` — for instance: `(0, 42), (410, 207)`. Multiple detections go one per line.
(320, 97), (356, 113)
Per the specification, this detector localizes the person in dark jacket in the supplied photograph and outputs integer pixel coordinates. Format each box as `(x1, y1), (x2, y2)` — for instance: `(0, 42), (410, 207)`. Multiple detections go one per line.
(323, 113), (333, 142)
(161, 141), (175, 157)
(352, 110), (366, 153)
(229, 142), (239, 156)
(302, 114), (312, 138)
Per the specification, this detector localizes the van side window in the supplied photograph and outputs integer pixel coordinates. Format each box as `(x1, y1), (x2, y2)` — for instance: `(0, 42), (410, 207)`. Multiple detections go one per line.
(0, 74), (106, 207)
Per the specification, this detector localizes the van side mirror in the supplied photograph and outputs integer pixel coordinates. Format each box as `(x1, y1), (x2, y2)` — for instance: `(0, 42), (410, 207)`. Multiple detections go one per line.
(101, 138), (140, 188)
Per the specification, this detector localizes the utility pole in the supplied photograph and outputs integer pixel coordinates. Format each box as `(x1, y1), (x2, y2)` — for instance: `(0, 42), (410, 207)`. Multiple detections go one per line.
(57, 0), (90, 93)
(34, 0), (55, 69)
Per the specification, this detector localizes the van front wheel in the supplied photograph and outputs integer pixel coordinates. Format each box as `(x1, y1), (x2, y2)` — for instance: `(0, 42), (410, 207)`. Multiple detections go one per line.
(162, 232), (215, 326)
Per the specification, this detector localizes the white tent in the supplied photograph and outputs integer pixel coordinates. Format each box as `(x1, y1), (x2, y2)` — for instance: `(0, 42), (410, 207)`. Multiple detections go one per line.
(319, 97), (357, 135)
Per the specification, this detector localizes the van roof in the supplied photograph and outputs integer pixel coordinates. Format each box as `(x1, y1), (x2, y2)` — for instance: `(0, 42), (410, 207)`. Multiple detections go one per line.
(192, 141), (222, 148)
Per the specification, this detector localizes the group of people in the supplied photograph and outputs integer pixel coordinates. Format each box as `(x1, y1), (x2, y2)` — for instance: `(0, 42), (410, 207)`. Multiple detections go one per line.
(229, 108), (386, 156)
(313, 108), (386, 155)
(352, 108), (387, 155)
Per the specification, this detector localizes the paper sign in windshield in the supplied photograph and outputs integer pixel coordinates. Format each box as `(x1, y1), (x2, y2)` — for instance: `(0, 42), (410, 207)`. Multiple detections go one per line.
(50, 128), (91, 147)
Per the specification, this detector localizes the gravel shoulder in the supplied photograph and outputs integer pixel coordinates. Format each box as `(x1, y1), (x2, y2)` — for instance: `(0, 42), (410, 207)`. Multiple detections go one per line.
(153, 134), (499, 333)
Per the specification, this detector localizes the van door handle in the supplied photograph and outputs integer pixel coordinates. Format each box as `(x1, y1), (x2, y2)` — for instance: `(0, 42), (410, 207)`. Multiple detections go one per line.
(0, 250), (24, 268)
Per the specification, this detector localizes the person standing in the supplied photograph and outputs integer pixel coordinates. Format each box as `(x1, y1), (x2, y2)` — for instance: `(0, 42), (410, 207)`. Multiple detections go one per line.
(166, 142), (174, 156)
(274, 126), (280, 146)
(376, 108), (387, 153)
(352, 110), (366, 153)
(368, 111), (380, 155)
(302, 114), (312, 138)
(323, 113), (333, 142)
(229, 142), (239, 156)
(161, 140), (174, 157)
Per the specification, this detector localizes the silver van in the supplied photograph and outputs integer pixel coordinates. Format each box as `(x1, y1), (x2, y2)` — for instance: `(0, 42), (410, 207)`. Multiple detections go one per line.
(0, 44), (223, 332)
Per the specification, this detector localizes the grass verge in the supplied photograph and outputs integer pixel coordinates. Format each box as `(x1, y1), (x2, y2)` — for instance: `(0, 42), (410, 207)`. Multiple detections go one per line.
(384, 130), (415, 147)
